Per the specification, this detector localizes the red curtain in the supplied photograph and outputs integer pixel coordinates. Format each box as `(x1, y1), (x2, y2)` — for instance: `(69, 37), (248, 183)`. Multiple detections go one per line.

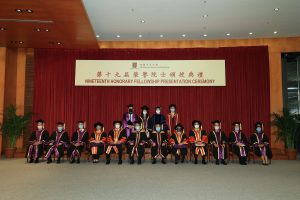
(33, 46), (270, 139)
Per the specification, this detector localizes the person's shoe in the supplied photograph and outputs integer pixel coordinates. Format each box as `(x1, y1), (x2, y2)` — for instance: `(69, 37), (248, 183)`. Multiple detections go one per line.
(161, 159), (166, 164)
(29, 158), (34, 163)
(152, 159), (157, 164)
(93, 159), (97, 163)
(221, 159), (227, 165)
(34, 158), (39, 163)
(130, 159), (135, 164)
(118, 160), (122, 165)
(216, 160), (220, 165)
(47, 158), (52, 164)
(70, 158), (75, 164)
(106, 159), (111, 165)
(181, 157), (185, 163)
(76, 158), (80, 164)
(56, 158), (61, 164)
(194, 159), (198, 164)
(202, 159), (207, 165)
(138, 159), (142, 165)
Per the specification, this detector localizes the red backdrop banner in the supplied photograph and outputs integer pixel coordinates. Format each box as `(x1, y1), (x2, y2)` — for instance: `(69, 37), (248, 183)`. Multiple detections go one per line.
(33, 46), (270, 139)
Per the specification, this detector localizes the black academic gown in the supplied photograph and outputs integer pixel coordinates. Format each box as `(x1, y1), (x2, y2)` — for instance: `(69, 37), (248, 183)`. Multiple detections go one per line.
(67, 130), (89, 158)
(209, 131), (228, 160)
(149, 114), (168, 132)
(229, 131), (248, 158)
(149, 131), (168, 159)
(26, 129), (49, 159)
(45, 131), (69, 159)
(250, 132), (273, 159)
(127, 130), (148, 159)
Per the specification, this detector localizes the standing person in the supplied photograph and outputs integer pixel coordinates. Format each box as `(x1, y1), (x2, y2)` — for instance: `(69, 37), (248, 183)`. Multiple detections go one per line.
(149, 106), (168, 132)
(68, 121), (89, 164)
(26, 119), (49, 163)
(167, 104), (179, 137)
(189, 120), (208, 164)
(90, 122), (107, 163)
(123, 104), (138, 138)
(45, 122), (69, 164)
(209, 120), (228, 165)
(139, 105), (150, 138)
(127, 121), (148, 164)
(149, 123), (168, 164)
(251, 122), (273, 165)
(170, 124), (188, 164)
(229, 122), (248, 165)
(105, 121), (127, 165)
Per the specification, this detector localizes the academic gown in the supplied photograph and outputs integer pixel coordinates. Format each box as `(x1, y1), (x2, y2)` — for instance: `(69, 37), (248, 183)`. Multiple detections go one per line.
(126, 130), (148, 159)
(209, 131), (228, 160)
(250, 132), (273, 159)
(229, 131), (248, 158)
(26, 130), (49, 160)
(189, 129), (208, 156)
(149, 131), (168, 159)
(45, 131), (69, 159)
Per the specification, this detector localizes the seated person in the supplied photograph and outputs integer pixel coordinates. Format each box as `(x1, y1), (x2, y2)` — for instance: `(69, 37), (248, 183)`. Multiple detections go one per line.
(229, 122), (248, 165)
(127, 121), (148, 164)
(68, 121), (89, 164)
(26, 119), (49, 163)
(105, 121), (127, 165)
(149, 122), (168, 164)
(45, 122), (69, 164)
(209, 120), (228, 165)
(250, 122), (272, 165)
(189, 120), (208, 164)
(90, 122), (107, 163)
(170, 124), (188, 164)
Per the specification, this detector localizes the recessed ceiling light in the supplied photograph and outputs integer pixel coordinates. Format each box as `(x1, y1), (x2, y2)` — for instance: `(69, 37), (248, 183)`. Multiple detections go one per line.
(249, 32), (253, 35)
(182, 34), (186, 38)
(203, 34), (207, 37)
(160, 34), (164, 38)
(0, 27), (6, 31)
(273, 31), (278, 34)
(116, 35), (121, 38)
(226, 33), (231, 36)
(138, 34), (142, 38)
(45, 29), (49, 32)
(15, 9), (22, 13)
(202, 14), (208, 18)
(96, 34), (100, 38)
(35, 28), (41, 32)
(139, 20), (145, 23)
(274, 8), (279, 11)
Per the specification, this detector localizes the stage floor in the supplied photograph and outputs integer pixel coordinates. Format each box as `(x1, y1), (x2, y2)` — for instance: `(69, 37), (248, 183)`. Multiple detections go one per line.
(0, 159), (299, 200)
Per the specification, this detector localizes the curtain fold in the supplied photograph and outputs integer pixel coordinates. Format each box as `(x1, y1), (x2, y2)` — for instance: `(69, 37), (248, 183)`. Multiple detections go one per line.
(33, 46), (270, 139)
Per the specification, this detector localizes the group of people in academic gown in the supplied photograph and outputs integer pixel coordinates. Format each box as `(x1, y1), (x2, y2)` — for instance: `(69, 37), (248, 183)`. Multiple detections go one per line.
(26, 104), (272, 166)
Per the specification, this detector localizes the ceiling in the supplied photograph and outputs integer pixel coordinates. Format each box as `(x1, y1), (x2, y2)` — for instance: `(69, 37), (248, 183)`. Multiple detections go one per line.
(83, 0), (300, 41)
(1, 0), (300, 48)
(0, 0), (98, 49)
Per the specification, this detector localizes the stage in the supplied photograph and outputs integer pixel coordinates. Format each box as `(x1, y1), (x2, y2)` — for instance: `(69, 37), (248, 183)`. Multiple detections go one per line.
(0, 159), (299, 200)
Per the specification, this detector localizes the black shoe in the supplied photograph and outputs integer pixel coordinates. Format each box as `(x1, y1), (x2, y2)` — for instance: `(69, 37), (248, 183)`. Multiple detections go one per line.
(47, 158), (52, 164)
(221, 159), (227, 165)
(181, 158), (185, 163)
(162, 159), (166, 164)
(152, 158), (157, 164)
(34, 159), (39, 163)
(70, 158), (75, 164)
(118, 160), (122, 165)
(194, 157), (198, 164)
(76, 158), (80, 164)
(56, 158), (61, 164)
(130, 159), (134, 164)
(29, 158), (34, 163)
(106, 159), (111, 165)
(216, 160), (220, 165)
(138, 159), (142, 165)
(202, 159), (207, 165)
